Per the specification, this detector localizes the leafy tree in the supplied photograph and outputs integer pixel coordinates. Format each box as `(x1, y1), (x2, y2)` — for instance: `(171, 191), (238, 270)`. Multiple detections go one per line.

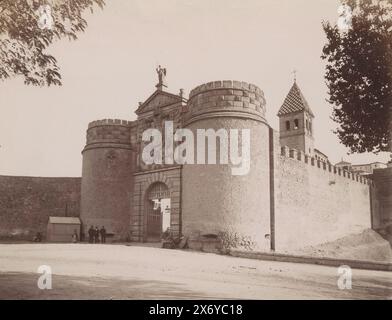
(0, 0), (105, 86)
(322, 0), (392, 153)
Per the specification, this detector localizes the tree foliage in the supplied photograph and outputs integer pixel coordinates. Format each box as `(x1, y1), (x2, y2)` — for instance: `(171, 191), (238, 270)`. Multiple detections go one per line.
(322, 0), (392, 153)
(0, 0), (105, 86)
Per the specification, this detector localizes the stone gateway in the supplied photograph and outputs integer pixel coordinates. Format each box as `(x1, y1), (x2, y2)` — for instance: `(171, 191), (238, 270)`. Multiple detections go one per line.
(77, 72), (390, 252)
(1, 71), (390, 253)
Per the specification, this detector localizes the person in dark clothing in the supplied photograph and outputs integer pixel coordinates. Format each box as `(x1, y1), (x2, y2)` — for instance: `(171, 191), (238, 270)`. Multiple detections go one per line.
(72, 229), (78, 243)
(88, 226), (94, 243)
(33, 232), (42, 242)
(94, 226), (99, 243)
(100, 226), (106, 243)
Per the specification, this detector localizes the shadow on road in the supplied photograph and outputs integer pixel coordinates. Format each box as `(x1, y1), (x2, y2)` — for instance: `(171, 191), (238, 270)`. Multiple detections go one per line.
(0, 272), (220, 300)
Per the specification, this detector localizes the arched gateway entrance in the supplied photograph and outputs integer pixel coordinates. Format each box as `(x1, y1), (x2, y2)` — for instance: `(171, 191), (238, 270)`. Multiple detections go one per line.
(145, 182), (171, 241)
(130, 168), (181, 243)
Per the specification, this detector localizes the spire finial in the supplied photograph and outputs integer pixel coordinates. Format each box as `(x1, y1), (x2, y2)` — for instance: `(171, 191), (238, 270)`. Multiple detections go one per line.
(292, 69), (297, 83)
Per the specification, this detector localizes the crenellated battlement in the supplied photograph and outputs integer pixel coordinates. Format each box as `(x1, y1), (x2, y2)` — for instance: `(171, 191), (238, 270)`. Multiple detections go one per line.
(84, 119), (133, 149)
(280, 146), (370, 185)
(87, 119), (133, 129)
(185, 80), (267, 124)
(189, 80), (265, 98)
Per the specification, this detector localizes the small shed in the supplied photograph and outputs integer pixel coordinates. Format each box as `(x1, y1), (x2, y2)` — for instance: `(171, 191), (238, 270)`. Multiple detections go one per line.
(46, 216), (81, 242)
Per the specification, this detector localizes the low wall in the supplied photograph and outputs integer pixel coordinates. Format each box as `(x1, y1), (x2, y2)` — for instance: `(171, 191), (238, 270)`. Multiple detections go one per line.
(274, 147), (372, 251)
(0, 175), (81, 240)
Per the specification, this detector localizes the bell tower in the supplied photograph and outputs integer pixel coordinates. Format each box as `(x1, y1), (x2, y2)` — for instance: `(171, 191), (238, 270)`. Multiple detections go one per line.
(277, 80), (315, 155)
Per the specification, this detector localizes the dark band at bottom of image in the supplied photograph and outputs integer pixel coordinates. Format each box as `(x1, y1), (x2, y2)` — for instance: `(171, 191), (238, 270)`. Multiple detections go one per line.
(1, 300), (384, 319)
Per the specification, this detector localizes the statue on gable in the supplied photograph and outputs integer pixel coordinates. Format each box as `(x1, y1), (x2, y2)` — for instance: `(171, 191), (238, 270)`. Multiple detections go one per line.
(156, 65), (167, 90)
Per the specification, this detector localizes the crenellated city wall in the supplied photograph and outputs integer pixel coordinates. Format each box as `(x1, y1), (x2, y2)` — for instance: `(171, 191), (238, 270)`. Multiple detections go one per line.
(274, 145), (372, 251)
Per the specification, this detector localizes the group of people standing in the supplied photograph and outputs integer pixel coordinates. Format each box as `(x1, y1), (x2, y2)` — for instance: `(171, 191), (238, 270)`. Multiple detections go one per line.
(88, 226), (106, 243)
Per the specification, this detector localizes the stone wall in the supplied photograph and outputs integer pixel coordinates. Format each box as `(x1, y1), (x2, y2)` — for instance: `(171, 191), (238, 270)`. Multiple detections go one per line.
(371, 167), (392, 230)
(274, 146), (372, 251)
(0, 175), (81, 240)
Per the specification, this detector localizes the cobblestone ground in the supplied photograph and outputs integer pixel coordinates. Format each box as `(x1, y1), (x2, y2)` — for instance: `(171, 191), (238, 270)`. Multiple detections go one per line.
(0, 243), (390, 299)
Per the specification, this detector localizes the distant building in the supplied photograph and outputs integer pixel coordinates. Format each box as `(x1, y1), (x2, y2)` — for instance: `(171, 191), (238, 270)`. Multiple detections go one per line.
(335, 160), (387, 176)
(277, 81), (315, 156)
(314, 148), (330, 163)
(351, 162), (387, 175)
(276, 81), (329, 162)
(335, 160), (352, 172)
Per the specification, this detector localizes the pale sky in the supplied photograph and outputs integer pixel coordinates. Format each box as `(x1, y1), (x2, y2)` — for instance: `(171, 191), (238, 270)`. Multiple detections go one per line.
(0, 0), (390, 177)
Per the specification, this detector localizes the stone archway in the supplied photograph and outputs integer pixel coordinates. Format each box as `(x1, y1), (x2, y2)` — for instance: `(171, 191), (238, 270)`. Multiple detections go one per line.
(145, 182), (170, 242)
(130, 168), (182, 243)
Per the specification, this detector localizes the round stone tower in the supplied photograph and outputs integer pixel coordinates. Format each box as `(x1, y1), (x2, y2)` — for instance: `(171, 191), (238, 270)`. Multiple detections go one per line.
(181, 80), (271, 251)
(80, 119), (135, 240)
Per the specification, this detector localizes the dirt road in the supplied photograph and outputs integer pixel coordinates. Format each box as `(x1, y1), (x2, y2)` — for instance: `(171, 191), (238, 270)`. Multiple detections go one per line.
(0, 243), (390, 299)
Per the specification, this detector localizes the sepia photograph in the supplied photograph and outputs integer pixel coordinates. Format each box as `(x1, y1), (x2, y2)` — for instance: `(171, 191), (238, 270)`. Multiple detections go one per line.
(0, 0), (391, 309)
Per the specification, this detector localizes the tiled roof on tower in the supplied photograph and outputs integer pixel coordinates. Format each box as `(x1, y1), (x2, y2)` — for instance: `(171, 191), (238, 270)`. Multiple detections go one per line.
(277, 81), (314, 117)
